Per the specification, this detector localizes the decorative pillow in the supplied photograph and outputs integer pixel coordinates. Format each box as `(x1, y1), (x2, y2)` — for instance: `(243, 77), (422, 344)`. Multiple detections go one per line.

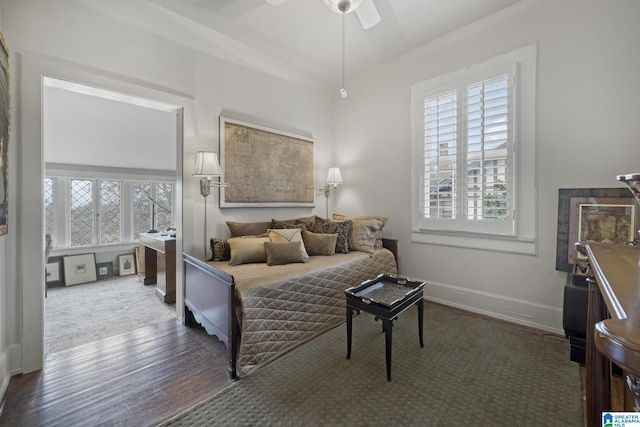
(346, 218), (384, 254)
(307, 218), (352, 254)
(302, 230), (337, 256)
(270, 219), (307, 231)
(210, 238), (230, 262)
(268, 229), (309, 260)
(264, 241), (308, 266)
(226, 221), (272, 237)
(227, 236), (270, 266)
(270, 215), (317, 229)
(333, 214), (389, 249)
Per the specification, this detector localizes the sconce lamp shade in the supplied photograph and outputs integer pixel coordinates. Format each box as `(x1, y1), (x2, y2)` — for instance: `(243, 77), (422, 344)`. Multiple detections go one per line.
(193, 151), (223, 178)
(326, 167), (343, 186)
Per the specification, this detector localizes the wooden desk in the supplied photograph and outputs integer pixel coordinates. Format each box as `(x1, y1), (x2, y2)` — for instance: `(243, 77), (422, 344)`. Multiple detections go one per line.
(139, 233), (176, 304)
(584, 243), (640, 426)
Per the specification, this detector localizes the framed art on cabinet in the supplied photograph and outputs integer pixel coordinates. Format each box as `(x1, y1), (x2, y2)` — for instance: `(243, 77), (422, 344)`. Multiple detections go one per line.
(219, 116), (315, 208)
(63, 253), (97, 286)
(556, 188), (638, 272)
(118, 254), (136, 276)
(577, 203), (635, 244)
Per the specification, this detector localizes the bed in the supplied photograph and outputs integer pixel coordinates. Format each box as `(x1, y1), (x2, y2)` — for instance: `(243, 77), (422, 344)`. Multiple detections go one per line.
(182, 215), (398, 378)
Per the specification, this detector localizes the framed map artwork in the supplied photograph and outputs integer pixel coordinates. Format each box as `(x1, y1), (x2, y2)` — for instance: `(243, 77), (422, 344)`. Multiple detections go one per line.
(219, 116), (315, 208)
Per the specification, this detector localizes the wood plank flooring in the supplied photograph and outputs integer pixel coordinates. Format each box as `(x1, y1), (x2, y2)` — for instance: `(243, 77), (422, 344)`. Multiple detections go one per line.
(0, 319), (231, 426)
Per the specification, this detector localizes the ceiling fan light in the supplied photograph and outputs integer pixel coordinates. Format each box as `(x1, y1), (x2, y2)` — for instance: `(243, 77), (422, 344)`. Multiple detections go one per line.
(323, 0), (364, 14)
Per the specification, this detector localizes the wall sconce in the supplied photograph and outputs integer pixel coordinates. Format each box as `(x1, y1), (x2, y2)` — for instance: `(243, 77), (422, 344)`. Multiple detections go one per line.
(193, 151), (228, 259)
(320, 167), (343, 218)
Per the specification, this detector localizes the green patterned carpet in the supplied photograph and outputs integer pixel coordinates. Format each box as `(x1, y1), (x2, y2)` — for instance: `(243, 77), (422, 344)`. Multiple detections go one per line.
(162, 303), (582, 426)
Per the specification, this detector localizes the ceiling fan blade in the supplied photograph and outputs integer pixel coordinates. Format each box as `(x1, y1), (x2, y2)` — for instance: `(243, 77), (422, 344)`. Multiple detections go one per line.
(265, 0), (289, 5)
(355, 0), (381, 30)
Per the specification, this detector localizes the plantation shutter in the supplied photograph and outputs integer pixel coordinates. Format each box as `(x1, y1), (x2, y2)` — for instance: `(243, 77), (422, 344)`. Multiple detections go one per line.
(465, 74), (511, 221)
(423, 90), (457, 219)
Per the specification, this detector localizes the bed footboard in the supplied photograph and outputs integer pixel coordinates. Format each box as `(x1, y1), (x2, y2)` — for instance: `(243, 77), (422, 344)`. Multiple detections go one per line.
(183, 253), (239, 379)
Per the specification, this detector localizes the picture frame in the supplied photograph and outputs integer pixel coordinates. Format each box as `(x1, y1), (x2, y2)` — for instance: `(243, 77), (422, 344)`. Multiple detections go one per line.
(63, 253), (97, 286)
(135, 245), (145, 275)
(219, 116), (315, 208)
(556, 188), (637, 272)
(577, 204), (635, 244)
(118, 254), (136, 276)
(45, 255), (65, 287)
(0, 32), (10, 236)
(96, 262), (114, 280)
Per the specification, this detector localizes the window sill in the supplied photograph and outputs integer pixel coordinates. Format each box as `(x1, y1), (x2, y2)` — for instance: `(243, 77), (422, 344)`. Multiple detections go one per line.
(411, 229), (537, 255)
(50, 242), (139, 257)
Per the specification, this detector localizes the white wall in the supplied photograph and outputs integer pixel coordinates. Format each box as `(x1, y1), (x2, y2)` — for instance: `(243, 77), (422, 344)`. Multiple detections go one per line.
(332, 0), (640, 333)
(0, 0), (334, 384)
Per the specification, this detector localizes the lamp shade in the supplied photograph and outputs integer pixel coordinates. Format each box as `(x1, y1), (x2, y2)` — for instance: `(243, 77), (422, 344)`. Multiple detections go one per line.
(326, 167), (343, 185)
(193, 151), (223, 178)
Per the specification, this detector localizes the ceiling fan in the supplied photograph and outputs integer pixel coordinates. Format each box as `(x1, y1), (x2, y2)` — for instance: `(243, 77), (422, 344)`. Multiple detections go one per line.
(266, 0), (382, 30)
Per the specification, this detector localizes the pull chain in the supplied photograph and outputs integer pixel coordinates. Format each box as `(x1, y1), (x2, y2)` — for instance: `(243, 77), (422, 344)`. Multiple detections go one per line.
(340, 11), (348, 98)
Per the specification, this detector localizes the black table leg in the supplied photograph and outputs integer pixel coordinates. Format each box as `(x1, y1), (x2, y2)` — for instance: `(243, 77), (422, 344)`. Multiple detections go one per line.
(383, 318), (393, 381)
(346, 305), (353, 359)
(417, 299), (424, 348)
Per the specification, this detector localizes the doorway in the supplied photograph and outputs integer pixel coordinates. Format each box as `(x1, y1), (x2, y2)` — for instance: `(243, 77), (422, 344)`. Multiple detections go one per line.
(42, 77), (181, 354)
(18, 54), (188, 373)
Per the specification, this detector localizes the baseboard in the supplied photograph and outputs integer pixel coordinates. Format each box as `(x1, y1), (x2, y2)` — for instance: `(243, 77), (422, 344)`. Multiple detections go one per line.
(0, 348), (9, 412)
(424, 280), (564, 335)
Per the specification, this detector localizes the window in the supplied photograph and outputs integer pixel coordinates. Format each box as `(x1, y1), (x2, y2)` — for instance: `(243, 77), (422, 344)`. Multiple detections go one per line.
(46, 175), (174, 249)
(132, 181), (174, 240)
(411, 44), (538, 254)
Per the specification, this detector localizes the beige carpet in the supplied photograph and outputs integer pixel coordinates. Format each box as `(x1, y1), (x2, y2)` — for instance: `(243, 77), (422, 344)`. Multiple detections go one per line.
(162, 303), (582, 426)
(45, 275), (176, 355)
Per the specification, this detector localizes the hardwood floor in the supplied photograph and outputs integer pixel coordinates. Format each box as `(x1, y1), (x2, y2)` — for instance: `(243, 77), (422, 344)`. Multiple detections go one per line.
(0, 319), (231, 426)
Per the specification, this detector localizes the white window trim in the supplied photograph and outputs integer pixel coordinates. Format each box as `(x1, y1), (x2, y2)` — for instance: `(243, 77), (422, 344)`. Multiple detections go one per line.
(410, 43), (538, 255)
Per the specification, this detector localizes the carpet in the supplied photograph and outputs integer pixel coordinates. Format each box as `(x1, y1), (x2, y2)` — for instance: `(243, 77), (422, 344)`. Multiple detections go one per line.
(161, 303), (582, 426)
(45, 275), (176, 354)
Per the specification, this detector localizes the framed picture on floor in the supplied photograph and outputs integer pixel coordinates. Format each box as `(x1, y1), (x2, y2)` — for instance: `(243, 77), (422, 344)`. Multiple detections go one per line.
(135, 245), (145, 275)
(63, 253), (97, 286)
(96, 262), (113, 280)
(45, 255), (65, 287)
(118, 254), (136, 276)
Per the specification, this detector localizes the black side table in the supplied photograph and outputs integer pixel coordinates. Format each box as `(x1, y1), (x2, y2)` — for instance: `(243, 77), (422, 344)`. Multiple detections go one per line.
(345, 274), (425, 381)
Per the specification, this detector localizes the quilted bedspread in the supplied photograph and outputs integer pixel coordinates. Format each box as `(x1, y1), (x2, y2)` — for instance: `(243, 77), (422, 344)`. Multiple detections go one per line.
(210, 248), (397, 377)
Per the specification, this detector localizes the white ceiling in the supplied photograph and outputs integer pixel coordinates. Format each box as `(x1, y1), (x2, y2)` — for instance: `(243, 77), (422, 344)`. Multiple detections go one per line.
(145, 0), (524, 85)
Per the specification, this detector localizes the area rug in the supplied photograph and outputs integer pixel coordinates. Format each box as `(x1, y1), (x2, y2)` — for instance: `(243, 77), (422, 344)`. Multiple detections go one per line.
(45, 275), (176, 354)
(161, 303), (582, 426)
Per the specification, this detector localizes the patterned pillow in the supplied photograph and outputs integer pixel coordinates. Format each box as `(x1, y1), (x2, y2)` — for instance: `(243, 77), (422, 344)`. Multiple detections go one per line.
(344, 218), (384, 254)
(333, 214), (389, 249)
(307, 218), (352, 254)
(264, 241), (308, 266)
(210, 238), (230, 262)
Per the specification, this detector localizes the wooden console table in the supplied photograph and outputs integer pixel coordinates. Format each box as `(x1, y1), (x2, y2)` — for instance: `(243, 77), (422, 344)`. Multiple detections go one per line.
(139, 232), (176, 304)
(584, 242), (640, 426)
